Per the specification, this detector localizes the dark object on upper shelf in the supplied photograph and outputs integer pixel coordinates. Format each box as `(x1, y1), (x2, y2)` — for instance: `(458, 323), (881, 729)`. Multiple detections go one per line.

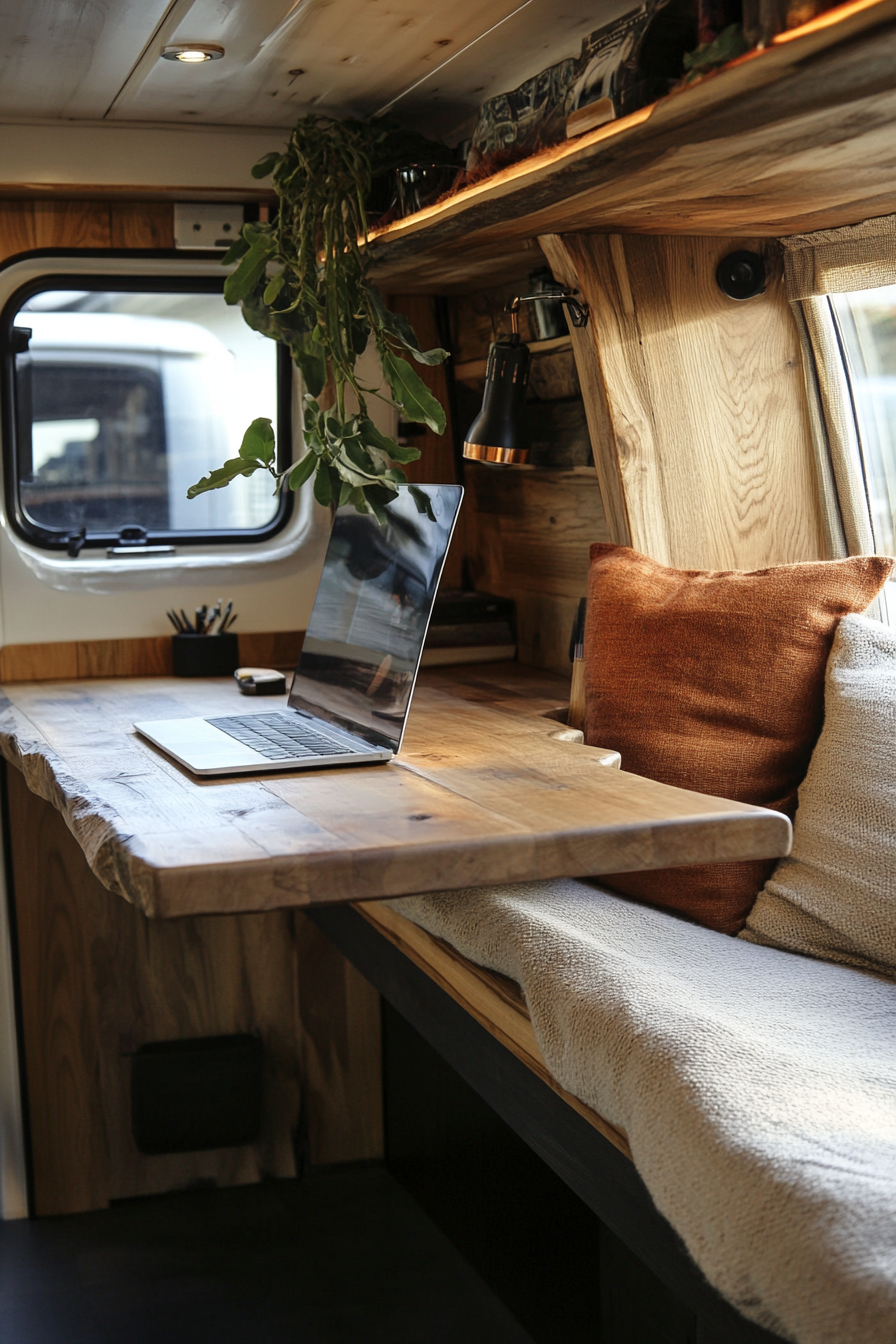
(172, 632), (240, 678)
(363, 122), (459, 221)
(469, 0), (698, 166)
(743, 0), (837, 48)
(717, 250), (767, 300)
(396, 164), (464, 218)
(682, 22), (750, 84)
(697, 0), (743, 49)
(131, 1034), (263, 1155)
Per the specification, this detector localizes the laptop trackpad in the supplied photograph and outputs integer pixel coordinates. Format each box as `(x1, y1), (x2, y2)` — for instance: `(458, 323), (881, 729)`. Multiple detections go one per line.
(135, 717), (264, 768)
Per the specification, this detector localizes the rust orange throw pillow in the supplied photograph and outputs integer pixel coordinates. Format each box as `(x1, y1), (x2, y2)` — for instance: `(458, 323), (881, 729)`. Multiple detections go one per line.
(584, 545), (895, 934)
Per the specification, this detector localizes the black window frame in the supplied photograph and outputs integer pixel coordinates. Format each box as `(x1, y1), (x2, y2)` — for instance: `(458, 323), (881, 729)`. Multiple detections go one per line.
(0, 258), (294, 553)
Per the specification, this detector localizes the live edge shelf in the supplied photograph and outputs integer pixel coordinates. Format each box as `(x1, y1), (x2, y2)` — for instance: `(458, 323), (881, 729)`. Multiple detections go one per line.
(0, 663), (789, 920)
(367, 0), (896, 293)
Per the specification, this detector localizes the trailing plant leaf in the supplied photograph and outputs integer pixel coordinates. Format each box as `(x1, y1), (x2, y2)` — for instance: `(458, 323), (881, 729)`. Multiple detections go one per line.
(190, 113), (455, 523)
(381, 351), (447, 434)
(221, 235), (251, 267)
(186, 458), (259, 498)
(358, 416), (420, 465)
(239, 417), (276, 464)
(367, 287), (448, 366)
(263, 272), (286, 305)
(251, 150), (281, 179)
(287, 452), (317, 490)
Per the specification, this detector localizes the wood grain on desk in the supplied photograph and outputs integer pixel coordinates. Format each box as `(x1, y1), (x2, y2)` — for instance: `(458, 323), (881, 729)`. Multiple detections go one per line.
(0, 663), (792, 920)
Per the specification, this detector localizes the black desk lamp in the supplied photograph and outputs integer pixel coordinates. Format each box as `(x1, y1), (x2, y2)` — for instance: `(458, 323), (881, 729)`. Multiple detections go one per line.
(462, 288), (589, 466)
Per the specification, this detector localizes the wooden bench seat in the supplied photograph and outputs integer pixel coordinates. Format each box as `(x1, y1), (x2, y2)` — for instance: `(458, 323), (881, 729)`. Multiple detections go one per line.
(355, 899), (632, 1161)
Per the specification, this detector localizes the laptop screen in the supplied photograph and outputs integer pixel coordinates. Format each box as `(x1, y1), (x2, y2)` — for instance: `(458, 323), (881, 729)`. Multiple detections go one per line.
(288, 483), (463, 750)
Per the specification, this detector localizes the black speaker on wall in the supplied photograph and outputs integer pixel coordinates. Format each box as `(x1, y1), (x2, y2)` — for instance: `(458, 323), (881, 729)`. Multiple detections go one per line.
(716, 249), (766, 301)
(131, 1034), (264, 1155)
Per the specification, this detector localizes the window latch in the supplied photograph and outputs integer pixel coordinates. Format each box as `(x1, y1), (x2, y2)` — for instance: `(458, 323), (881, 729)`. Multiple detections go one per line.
(117, 525), (149, 547)
(66, 527), (86, 558)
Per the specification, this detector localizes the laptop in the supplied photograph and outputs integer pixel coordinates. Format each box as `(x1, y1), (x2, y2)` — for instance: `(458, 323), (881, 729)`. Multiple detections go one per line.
(135, 483), (463, 776)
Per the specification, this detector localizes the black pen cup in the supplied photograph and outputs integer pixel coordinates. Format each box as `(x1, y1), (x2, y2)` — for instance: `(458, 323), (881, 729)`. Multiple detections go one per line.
(172, 633), (240, 678)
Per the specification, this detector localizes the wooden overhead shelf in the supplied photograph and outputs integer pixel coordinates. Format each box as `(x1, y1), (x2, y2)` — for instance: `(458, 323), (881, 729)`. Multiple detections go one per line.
(453, 334), (573, 382)
(368, 0), (896, 292)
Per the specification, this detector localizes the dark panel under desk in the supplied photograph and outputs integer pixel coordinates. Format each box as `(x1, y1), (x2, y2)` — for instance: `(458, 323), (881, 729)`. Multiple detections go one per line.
(308, 904), (783, 1344)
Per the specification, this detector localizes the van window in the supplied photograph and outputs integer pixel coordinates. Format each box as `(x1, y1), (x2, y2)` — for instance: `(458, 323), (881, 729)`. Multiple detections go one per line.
(3, 279), (291, 551)
(830, 285), (896, 622)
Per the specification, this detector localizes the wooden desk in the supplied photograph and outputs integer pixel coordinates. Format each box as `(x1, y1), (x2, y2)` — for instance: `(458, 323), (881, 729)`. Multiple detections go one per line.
(0, 663), (790, 919)
(0, 661), (791, 1217)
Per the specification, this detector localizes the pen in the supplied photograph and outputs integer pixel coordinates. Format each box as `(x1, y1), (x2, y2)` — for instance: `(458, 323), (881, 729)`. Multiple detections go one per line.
(215, 601), (233, 635)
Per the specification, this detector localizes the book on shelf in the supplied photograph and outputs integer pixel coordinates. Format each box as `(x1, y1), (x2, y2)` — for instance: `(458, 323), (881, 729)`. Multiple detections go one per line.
(421, 591), (517, 667)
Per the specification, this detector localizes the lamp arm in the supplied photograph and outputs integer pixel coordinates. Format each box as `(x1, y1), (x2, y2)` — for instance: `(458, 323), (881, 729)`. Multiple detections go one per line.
(504, 290), (589, 328)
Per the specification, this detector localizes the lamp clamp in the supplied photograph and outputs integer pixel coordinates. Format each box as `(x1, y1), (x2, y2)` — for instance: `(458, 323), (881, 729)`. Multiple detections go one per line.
(505, 289), (589, 333)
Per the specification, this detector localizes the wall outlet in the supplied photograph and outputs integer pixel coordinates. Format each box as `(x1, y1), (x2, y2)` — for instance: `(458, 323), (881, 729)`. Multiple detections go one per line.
(174, 202), (245, 250)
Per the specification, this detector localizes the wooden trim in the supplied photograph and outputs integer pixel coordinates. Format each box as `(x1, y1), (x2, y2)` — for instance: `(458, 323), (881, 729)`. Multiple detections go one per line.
(354, 899), (632, 1160)
(0, 184), (275, 204)
(0, 631), (305, 683)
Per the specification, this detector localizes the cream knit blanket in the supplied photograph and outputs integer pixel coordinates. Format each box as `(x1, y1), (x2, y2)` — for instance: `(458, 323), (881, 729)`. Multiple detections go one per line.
(388, 881), (896, 1344)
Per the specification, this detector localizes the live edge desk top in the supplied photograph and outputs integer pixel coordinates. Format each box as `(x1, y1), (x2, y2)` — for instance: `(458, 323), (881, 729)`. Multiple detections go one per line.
(0, 663), (791, 919)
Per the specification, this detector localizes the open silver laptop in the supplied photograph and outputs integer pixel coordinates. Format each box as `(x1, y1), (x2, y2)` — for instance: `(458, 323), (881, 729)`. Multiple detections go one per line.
(135, 483), (463, 776)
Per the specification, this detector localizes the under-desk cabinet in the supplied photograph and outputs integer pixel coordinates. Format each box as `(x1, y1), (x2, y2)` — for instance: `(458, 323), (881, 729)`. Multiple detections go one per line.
(3, 763), (383, 1217)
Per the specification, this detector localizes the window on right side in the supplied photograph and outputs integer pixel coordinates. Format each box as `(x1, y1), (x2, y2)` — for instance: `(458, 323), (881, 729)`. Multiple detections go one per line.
(830, 286), (896, 623)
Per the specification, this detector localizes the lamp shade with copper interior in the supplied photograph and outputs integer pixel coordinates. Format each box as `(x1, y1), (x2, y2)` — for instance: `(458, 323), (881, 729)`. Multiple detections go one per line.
(462, 335), (531, 465)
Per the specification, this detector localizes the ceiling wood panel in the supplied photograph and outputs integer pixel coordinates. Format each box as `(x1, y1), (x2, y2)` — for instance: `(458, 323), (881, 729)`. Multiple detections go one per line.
(0, 0), (171, 119)
(105, 0), (619, 137)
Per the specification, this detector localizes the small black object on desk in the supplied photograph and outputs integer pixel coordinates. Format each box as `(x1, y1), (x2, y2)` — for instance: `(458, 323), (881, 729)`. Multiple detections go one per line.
(168, 598), (240, 676)
(172, 632), (239, 678)
(234, 667), (287, 696)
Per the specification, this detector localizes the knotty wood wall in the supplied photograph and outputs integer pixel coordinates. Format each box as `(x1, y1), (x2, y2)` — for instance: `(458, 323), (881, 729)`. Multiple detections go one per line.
(541, 232), (827, 569)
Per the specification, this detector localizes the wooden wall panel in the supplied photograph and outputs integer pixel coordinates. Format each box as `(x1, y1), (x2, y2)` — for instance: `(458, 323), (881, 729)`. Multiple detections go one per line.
(389, 294), (457, 488)
(110, 201), (174, 250)
(0, 199), (175, 262)
(7, 769), (382, 1216)
(0, 200), (37, 259)
(295, 914), (383, 1168)
(0, 630), (306, 683)
(32, 200), (111, 249)
(464, 465), (610, 674)
(541, 232), (826, 570)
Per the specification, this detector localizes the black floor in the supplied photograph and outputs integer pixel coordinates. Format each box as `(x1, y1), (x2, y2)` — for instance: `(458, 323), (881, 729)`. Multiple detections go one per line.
(0, 1167), (536, 1344)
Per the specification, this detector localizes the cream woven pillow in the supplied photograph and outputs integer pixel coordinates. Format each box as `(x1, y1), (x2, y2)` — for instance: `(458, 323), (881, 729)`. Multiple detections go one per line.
(741, 613), (896, 978)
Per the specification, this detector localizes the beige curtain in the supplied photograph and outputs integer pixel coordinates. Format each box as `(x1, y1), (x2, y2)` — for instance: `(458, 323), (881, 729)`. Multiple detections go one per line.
(780, 215), (896, 559)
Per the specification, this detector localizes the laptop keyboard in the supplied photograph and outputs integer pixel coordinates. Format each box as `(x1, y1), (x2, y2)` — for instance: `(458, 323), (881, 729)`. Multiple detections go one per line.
(206, 713), (363, 761)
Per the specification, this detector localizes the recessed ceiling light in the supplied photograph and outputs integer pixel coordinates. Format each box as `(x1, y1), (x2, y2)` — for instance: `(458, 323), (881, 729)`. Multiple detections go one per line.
(161, 44), (224, 63)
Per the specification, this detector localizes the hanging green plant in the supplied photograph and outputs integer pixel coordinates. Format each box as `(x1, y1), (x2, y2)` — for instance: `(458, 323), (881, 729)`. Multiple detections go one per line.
(186, 115), (450, 523)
